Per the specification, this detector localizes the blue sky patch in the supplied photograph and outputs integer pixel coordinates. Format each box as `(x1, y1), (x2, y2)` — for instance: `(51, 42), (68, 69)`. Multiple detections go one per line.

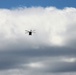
(0, 0), (76, 9)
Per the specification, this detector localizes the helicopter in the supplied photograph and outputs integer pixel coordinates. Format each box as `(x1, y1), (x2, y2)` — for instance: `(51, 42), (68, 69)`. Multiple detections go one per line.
(25, 30), (35, 35)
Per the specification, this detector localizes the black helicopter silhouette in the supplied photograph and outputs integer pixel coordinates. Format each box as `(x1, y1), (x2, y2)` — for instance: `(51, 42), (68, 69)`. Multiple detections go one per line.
(25, 30), (35, 35)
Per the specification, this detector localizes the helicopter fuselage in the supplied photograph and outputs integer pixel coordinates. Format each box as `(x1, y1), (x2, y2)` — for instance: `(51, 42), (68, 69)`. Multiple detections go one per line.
(29, 32), (32, 35)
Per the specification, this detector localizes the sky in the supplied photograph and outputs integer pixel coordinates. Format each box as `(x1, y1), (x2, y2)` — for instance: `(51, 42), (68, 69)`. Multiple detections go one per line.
(0, 0), (76, 9)
(0, 0), (76, 75)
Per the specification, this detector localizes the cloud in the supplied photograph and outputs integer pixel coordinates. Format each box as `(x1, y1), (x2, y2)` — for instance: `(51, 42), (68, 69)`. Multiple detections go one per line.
(0, 6), (76, 75)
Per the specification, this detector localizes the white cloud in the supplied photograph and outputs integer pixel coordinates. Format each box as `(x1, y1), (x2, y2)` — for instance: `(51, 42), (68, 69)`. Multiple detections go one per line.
(62, 58), (76, 63)
(0, 7), (76, 49)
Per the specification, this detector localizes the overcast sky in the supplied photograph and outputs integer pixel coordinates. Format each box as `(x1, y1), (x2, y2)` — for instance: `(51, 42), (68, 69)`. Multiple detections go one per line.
(0, 0), (76, 75)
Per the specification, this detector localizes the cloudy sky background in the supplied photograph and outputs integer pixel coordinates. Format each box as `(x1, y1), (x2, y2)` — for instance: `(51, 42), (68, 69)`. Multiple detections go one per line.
(0, 0), (76, 75)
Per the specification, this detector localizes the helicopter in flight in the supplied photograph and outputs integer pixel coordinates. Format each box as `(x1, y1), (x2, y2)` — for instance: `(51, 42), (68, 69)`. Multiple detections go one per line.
(25, 30), (35, 35)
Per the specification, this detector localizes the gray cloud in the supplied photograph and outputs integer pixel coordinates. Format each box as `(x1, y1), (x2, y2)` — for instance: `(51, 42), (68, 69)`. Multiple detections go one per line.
(0, 46), (76, 71)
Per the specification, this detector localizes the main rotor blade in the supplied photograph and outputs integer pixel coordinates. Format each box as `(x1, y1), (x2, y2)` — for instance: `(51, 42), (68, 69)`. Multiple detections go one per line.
(25, 30), (29, 32)
(32, 30), (36, 33)
(25, 32), (28, 34)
